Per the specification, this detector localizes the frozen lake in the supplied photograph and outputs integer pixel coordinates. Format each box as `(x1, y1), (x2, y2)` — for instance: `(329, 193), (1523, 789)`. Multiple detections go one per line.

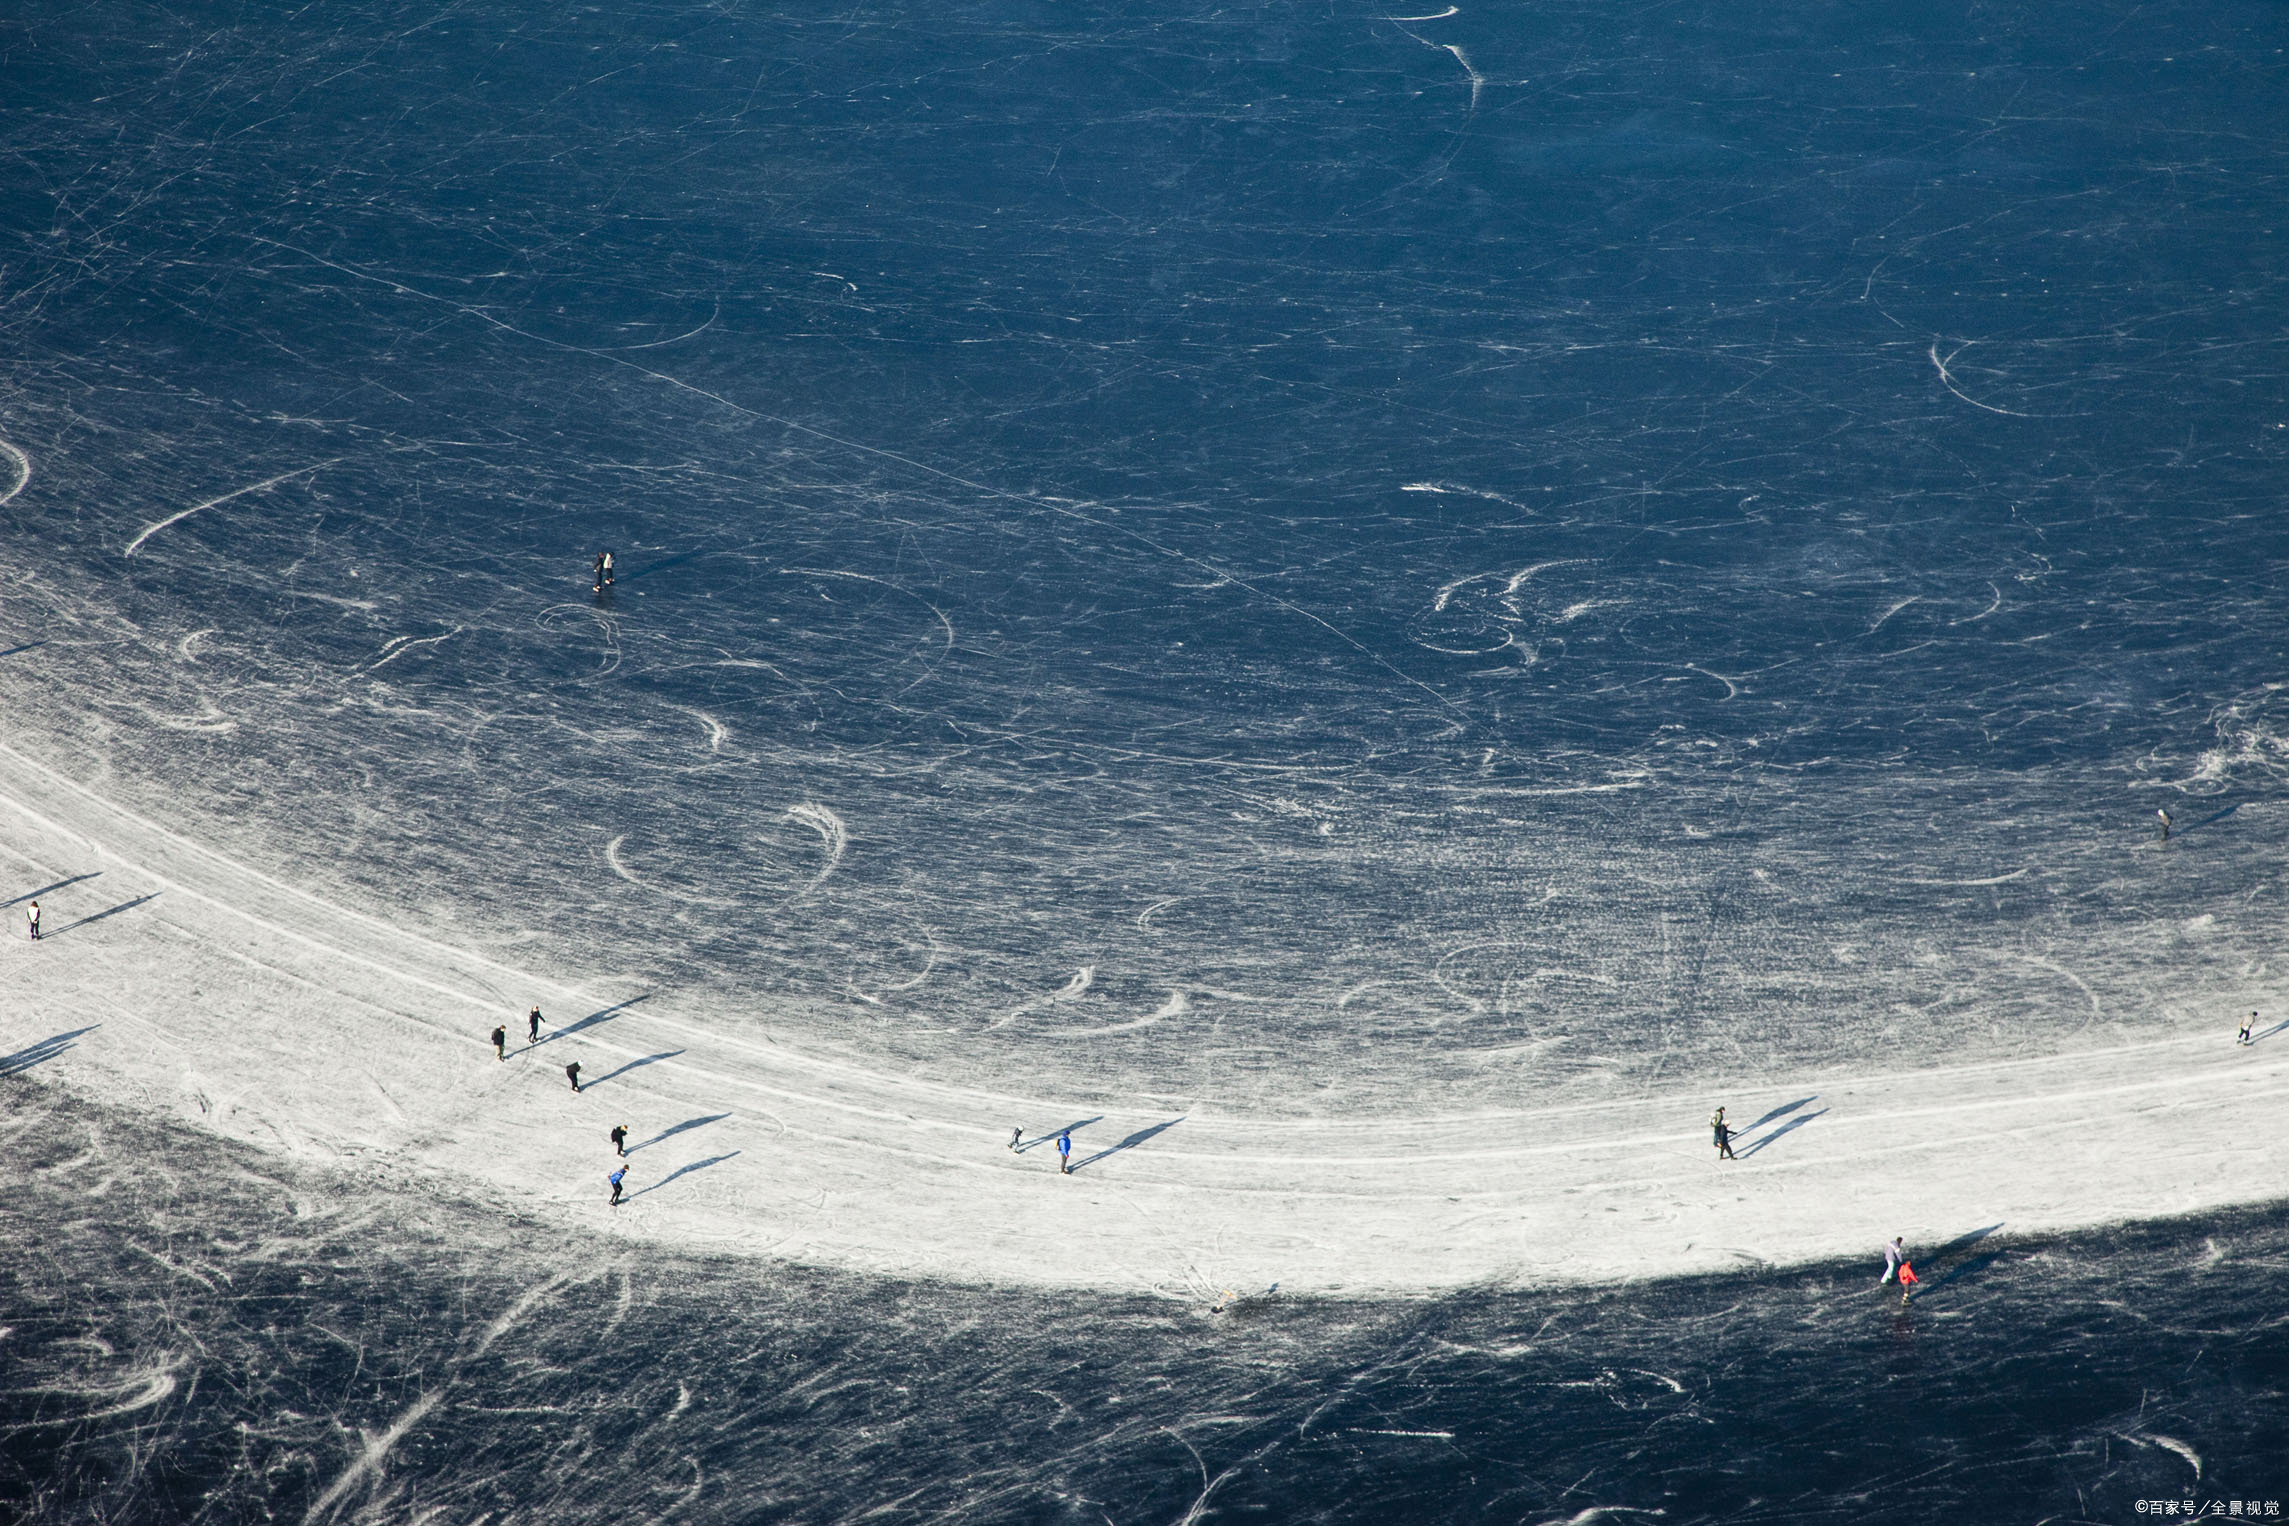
(2, 0), (2287, 1514)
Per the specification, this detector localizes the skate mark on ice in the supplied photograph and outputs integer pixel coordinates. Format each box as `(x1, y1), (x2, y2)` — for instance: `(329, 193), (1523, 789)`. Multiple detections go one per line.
(1053, 990), (1188, 1037)
(1014, 1117), (1102, 1153)
(47, 893), (160, 938)
(537, 993), (654, 1046)
(1736, 1109), (1826, 1158)
(588, 1049), (685, 1088)
(365, 626), (463, 671)
(1899, 867), (2028, 887)
(1927, 340), (2033, 417)
(121, 459), (341, 558)
(2142, 1433), (2203, 1480)
(3, 870), (100, 906)
(0, 440), (27, 505)
(605, 836), (739, 909)
(300, 1387), (443, 1525)
(1073, 1116), (1184, 1171)
(988, 965), (1095, 1030)
(1, 1026), (98, 1078)
(632, 1113), (731, 1153)
(629, 1151), (742, 1199)
(783, 803), (846, 898)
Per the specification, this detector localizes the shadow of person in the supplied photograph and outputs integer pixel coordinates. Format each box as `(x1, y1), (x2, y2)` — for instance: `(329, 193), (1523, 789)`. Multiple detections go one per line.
(628, 1151), (741, 1199)
(1016, 1117), (1102, 1153)
(588, 1050), (684, 1088)
(48, 893), (161, 937)
(0, 1026), (99, 1077)
(1738, 1108), (1828, 1158)
(1074, 1117), (1184, 1171)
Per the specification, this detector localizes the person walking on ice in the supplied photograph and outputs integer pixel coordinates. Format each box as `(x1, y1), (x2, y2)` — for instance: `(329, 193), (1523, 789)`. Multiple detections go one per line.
(491, 1025), (507, 1061)
(566, 1061), (582, 1093)
(1896, 1258), (1920, 1306)
(1057, 1130), (1072, 1174)
(593, 550), (615, 592)
(1711, 1106), (1736, 1161)
(2158, 807), (2173, 841)
(609, 1124), (628, 1157)
(1009, 1127), (1023, 1153)
(1881, 1236), (1906, 1284)
(528, 1005), (544, 1044)
(25, 900), (38, 941)
(609, 1164), (627, 1206)
(2238, 1011), (2256, 1046)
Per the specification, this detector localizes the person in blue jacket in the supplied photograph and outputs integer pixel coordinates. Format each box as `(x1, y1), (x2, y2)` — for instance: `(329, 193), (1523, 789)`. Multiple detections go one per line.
(1057, 1131), (1072, 1175)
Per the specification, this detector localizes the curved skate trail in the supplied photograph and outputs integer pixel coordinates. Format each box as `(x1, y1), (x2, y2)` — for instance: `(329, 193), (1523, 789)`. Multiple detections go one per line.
(3, 742), (2286, 1297)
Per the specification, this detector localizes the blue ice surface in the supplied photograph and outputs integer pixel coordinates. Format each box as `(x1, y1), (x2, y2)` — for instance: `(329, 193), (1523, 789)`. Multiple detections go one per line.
(3, 0), (2287, 1517)
(5, 0), (2286, 1110)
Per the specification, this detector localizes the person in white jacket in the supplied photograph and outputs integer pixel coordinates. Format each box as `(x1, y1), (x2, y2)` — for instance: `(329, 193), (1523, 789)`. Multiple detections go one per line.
(1881, 1236), (1906, 1284)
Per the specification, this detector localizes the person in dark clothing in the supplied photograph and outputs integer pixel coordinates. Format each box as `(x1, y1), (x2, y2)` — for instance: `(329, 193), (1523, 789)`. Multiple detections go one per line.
(1711, 1107), (1736, 1161)
(1009, 1127), (1023, 1153)
(566, 1061), (582, 1093)
(1057, 1130), (1072, 1174)
(2158, 807), (2173, 841)
(490, 1025), (507, 1061)
(528, 1005), (544, 1044)
(609, 1123), (628, 1156)
(593, 551), (615, 592)
(609, 1165), (627, 1206)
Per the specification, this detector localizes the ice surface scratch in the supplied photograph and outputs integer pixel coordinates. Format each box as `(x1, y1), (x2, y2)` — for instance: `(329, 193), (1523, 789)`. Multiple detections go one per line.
(989, 966), (1096, 1030)
(605, 835), (739, 909)
(785, 803), (846, 895)
(302, 1389), (442, 1524)
(1901, 867), (2028, 887)
(2140, 1433), (2202, 1479)
(366, 626), (463, 671)
(122, 460), (341, 557)
(1682, 663), (1741, 699)
(1868, 596), (1920, 633)
(1137, 896), (1185, 929)
(1928, 342), (2032, 417)
(782, 567), (956, 651)
(1054, 989), (1187, 1037)
(0, 440), (28, 505)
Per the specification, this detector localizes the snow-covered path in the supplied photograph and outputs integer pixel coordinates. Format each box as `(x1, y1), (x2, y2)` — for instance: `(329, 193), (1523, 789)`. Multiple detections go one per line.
(3, 737), (2282, 1300)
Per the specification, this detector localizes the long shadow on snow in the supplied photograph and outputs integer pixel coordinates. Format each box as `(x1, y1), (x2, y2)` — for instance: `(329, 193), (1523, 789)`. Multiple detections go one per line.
(1747, 1096), (1817, 1130)
(536, 993), (653, 1047)
(46, 894), (160, 938)
(1, 1026), (99, 1077)
(1017, 1117), (1102, 1152)
(1074, 1117), (1184, 1171)
(3, 872), (100, 908)
(1738, 1109), (1827, 1158)
(588, 1050), (683, 1088)
(628, 1151), (741, 1198)
(632, 1114), (731, 1153)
